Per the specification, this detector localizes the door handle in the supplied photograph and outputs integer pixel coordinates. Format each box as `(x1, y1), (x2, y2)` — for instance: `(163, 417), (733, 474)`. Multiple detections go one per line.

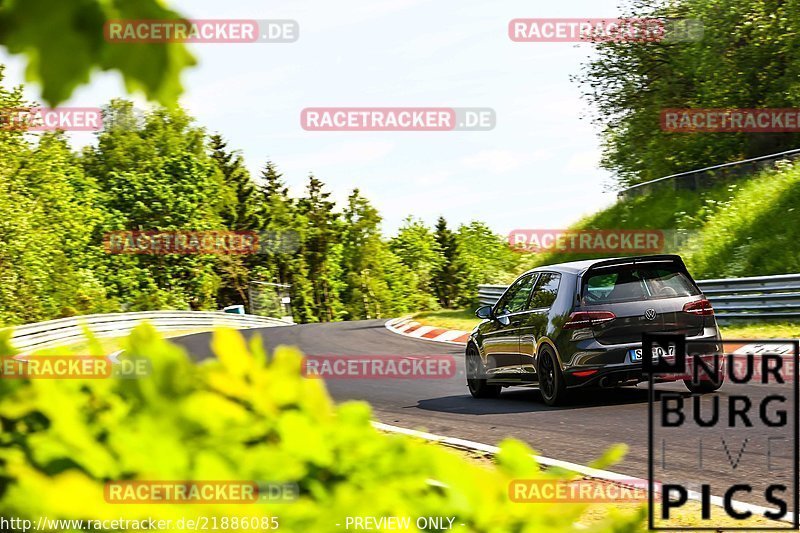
(510, 320), (521, 327)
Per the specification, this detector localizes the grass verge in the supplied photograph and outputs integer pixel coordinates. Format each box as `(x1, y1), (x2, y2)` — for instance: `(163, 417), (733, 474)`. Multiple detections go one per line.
(517, 160), (800, 279)
(441, 443), (786, 531)
(719, 321), (800, 339)
(413, 310), (799, 340)
(411, 309), (481, 331)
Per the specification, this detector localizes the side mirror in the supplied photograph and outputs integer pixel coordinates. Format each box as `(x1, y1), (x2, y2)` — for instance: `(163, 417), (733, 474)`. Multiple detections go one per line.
(475, 305), (493, 320)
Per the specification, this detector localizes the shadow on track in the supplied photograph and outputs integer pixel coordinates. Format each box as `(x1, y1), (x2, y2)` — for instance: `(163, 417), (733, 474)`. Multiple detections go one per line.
(416, 386), (690, 414)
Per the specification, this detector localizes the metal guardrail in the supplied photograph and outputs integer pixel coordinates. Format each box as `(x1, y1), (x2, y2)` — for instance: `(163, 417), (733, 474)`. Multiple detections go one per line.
(477, 285), (508, 307)
(478, 273), (800, 323)
(695, 274), (800, 321)
(2, 311), (294, 352)
(617, 148), (800, 200)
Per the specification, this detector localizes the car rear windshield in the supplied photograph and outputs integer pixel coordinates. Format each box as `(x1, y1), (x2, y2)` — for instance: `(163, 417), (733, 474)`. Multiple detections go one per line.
(581, 263), (700, 304)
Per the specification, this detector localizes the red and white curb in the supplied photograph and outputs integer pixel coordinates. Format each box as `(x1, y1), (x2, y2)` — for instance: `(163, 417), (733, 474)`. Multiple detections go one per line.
(385, 316), (470, 345)
(731, 341), (798, 355)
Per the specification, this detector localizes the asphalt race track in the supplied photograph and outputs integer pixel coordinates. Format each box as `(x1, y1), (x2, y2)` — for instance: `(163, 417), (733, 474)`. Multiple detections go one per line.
(174, 319), (797, 513)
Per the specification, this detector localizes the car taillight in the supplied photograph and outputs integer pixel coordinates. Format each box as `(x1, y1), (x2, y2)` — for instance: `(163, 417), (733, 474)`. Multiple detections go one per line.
(563, 311), (616, 329)
(683, 298), (714, 316)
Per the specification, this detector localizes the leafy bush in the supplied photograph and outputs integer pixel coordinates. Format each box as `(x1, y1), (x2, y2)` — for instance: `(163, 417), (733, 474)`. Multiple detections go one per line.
(0, 327), (643, 532)
(680, 162), (800, 277)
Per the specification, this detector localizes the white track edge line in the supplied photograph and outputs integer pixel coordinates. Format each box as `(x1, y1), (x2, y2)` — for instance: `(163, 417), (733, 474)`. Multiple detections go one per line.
(372, 421), (795, 524)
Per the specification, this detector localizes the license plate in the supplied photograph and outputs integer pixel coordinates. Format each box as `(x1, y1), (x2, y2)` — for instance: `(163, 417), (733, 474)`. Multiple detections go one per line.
(630, 345), (675, 361)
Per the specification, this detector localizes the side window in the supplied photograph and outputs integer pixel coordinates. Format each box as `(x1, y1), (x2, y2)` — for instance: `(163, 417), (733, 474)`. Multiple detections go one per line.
(528, 273), (561, 309)
(496, 274), (537, 316)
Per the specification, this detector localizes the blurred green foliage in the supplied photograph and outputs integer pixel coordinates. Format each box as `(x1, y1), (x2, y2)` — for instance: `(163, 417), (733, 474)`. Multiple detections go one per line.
(0, 327), (643, 532)
(0, 0), (194, 106)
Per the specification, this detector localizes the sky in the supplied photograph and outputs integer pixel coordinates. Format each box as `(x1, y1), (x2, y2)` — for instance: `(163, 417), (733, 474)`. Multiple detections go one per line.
(0, 0), (628, 235)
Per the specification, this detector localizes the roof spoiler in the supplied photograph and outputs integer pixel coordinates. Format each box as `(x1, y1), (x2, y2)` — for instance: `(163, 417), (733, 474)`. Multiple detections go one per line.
(580, 254), (687, 275)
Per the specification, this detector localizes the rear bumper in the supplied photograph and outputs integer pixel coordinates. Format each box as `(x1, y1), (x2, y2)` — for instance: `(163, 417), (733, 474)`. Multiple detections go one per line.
(562, 327), (722, 388)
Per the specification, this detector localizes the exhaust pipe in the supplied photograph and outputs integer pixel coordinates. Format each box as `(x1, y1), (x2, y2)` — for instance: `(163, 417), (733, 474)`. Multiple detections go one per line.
(599, 376), (623, 388)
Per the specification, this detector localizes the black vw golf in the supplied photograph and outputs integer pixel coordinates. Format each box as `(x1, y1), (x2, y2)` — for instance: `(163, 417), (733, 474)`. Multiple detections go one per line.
(466, 255), (722, 405)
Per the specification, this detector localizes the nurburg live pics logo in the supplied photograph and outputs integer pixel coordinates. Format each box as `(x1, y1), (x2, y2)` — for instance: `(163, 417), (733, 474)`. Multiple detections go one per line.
(645, 333), (799, 530)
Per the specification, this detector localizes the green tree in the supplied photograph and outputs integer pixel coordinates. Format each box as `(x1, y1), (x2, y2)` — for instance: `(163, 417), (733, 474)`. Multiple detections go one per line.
(0, 66), (113, 325)
(389, 217), (443, 311)
(250, 161), (315, 322)
(83, 100), (226, 311)
(576, 0), (800, 187)
(0, 74), (531, 323)
(340, 189), (396, 319)
(208, 134), (261, 308)
(432, 216), (466, 308)
(16, 133), (111, 317)
(210, 134), (259, 230)
(456, 221), (523, 307)
(0, 131), (111, 324)
(296, 175), (344, 322)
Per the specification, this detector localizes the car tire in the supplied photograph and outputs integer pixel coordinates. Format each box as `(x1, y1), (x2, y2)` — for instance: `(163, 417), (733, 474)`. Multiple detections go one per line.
(537, 347), (567, 406)
(466, 344), (501, 399)
(684, 376), (724, 393)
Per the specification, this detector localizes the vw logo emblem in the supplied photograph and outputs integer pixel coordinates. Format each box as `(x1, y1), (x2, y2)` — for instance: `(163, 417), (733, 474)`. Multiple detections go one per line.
(644, 308), (657, 320)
